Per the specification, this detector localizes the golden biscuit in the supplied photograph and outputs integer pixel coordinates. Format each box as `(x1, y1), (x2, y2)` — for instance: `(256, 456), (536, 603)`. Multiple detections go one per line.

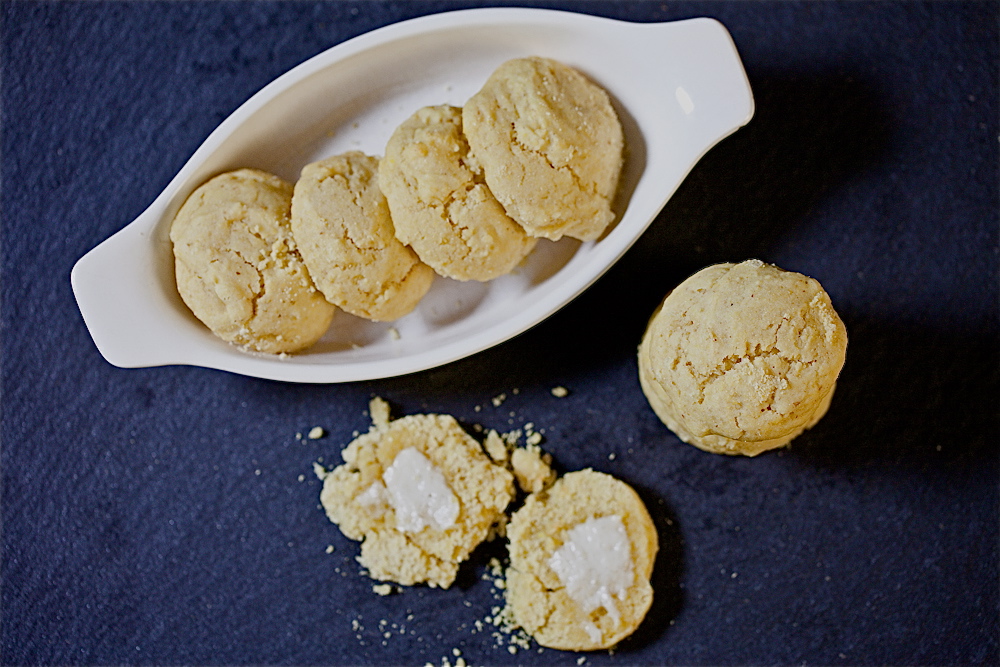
(291, 152), (434, 321)
(463, 57), (624, 242)
(505, 469), (657, 651)
(638, 260), (848, 456)
(169, 169), (335, 354)
(380, 105), (536, 281)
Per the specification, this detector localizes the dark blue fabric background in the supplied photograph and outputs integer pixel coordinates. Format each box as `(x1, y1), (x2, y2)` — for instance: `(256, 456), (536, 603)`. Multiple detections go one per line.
(2, 1), (997, 665)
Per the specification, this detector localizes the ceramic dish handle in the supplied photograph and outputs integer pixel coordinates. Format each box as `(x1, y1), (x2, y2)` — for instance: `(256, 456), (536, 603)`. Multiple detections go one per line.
(627, 17), (754, 166)
(71, 202), (197, 369)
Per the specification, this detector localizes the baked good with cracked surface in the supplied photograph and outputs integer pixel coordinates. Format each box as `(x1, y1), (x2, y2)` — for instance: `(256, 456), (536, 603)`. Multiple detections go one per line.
(380, 105), (536, 281)
(169, 168), (335, 354)
(638, 259), (848, 456)
(462, 57), (624, 242)
(505, 469), (657, 651)
(318, 399), (514, 589)
(291, 152), (434, 321)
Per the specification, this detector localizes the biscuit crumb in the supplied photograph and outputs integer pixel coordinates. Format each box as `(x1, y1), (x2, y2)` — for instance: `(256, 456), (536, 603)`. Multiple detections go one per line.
(369, 396), (391, 429)
(484, 430), (509, 465)
(308, 426), (325, 439)
(551, 386), (569, 398)
(492, 393), (507, 407)
(326, 545), (335, 554)
(372, 583), (394, 596)
(389, 327), (400, 340)
(510, 444), (556, 494)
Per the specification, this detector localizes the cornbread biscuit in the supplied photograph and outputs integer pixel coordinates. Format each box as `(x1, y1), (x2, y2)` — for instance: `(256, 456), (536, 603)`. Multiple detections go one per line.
(169, 168), (335, 354)
(291, 152), (435, 321)
(506, 469), (657, 651)
(380, 105), (537, 281)
(463, 57), (624, 242)
(638, 260), (848, 456)
(319, 399), (514, 589)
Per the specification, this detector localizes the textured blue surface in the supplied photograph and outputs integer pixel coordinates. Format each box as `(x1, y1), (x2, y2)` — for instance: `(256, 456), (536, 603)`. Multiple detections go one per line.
(2, 1), (998, 665)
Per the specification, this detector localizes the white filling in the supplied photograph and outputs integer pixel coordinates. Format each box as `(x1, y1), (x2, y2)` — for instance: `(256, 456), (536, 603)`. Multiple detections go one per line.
(376, 447), (459, 533)
(356, 480), (389, 507)
(547, 515), (634, 643)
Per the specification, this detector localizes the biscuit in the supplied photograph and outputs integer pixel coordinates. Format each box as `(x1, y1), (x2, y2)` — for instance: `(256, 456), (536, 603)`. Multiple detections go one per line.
(380, 106), (537, 281)
(290, 152), (435, 321)
(463, 57), (624, 242)
(505, 469), (657, 651)
(319, 399), (514, 589)
(169, 168), (335, 354)
(638, 260), (848, 456)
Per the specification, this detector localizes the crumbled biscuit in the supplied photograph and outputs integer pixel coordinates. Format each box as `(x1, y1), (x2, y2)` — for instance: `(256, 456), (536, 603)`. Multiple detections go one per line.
(505, 470), (657, 651)
(320, 408), (514, 588)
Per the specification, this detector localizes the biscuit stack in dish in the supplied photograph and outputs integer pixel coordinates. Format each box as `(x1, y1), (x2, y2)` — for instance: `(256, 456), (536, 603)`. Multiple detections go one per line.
(169, 57), (624, 353)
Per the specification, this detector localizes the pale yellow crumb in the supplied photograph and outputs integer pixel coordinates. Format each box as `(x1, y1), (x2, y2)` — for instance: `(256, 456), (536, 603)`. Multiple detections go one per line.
(551, 386), (569, 398)
(369, 396), (391, 429)
(308, 426), (325, 439)
(510, 444), (555, 494)
(484, 429), (509, 465)
(372, 583), (394, 596)
(492, 393), (507, 407)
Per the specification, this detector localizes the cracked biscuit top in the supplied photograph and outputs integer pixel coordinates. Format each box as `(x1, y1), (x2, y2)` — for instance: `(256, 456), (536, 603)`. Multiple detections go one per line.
(169, 168), (335, 354)
(462, 57), (624, 242)
(290, 152), (435, 321)
(318, 399), (514, 589)
(505, 469), (657, 651)
(380, 105), (537, 281)
(638, 259), (848, 456)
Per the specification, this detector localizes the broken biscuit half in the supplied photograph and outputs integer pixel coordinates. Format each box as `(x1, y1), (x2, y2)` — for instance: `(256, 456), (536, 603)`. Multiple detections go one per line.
(318, 399), (514, 588)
